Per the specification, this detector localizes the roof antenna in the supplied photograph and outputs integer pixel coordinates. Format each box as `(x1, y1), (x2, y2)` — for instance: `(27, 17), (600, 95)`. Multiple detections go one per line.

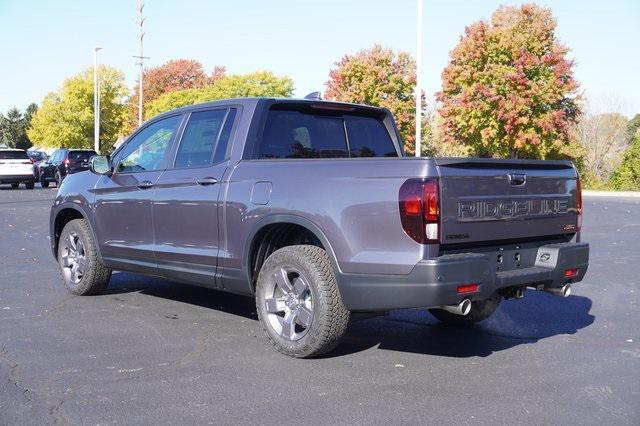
(304, 91), (322, 100)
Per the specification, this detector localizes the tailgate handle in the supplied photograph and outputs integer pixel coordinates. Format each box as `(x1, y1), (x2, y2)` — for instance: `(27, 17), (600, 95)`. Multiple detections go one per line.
(508, 173), (526, 186)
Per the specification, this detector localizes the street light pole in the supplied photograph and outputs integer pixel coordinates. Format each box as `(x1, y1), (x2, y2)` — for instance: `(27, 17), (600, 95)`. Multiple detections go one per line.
(93, 47), (102, 154)
(415, 0), (423, 157)
(133, 0), (149, 127)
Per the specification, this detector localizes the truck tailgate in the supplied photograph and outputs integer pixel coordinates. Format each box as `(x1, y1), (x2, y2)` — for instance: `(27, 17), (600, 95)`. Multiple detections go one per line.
(436, 158), (580, 245)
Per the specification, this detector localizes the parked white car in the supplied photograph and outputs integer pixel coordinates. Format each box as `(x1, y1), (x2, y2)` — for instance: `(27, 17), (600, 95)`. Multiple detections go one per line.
(0, 149), (36, 189)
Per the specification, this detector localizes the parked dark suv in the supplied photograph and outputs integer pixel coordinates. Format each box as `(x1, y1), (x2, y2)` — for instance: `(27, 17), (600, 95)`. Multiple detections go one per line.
(39, 149), (97, 187)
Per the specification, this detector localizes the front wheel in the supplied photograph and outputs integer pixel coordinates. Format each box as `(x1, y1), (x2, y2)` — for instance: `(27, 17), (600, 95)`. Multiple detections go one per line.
(429, 293), (501, 326)
(10, 183), (19, 189)
(25, 180), (35, 190)
(58, 218), (112, 295)
(256, 245), (350, 358)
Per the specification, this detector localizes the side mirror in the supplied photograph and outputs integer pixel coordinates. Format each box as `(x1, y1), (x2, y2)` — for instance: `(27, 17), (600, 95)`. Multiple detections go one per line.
(89, 155), (112, 176)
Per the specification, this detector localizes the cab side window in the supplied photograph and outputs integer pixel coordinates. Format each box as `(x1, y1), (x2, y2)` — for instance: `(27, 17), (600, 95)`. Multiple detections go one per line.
(116, 115), (181, 173)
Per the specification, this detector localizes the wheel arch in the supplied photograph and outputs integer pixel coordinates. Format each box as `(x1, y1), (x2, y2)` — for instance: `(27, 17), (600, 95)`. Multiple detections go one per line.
(51, 204), (101, 260)
(244, 214), (342, 293)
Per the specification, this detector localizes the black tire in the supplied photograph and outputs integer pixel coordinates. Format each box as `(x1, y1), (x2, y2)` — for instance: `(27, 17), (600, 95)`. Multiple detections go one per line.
(429, 293), (501, 326)
(55, 171), (63, 187)
(256, 245), (350, 358)
(25, 180), (35, 190)
(57, 218), (112, 296)
(40, 176), (49, 188)
(10, 183), (19, 189)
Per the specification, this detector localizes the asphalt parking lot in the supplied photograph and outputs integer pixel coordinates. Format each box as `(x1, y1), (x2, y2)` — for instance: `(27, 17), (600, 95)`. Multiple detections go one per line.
(0, 184), (638, 425)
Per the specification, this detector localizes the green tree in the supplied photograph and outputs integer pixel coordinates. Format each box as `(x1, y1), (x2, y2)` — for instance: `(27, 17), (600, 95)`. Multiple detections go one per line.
(28, 66), (128, 152)
(0, 108), (28, 149)
(146, 71), (294, 118)
(609, 132), (640, 190)
(437, 3), (581, 159)
(325, 45), (420, 155)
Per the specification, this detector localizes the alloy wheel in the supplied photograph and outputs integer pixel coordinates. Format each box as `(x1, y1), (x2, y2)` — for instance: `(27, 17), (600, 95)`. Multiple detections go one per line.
(263, 266), (314, 341)
(60, 232), (87, 284)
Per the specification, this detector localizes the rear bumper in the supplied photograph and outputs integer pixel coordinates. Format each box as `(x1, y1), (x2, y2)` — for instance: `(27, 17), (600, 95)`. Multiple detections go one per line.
(0, 174), (35, 183)
(338, 242), (589, 311)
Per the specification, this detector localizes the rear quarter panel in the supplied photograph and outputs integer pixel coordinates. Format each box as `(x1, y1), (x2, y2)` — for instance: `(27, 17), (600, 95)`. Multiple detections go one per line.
(221, 158), (437, 282)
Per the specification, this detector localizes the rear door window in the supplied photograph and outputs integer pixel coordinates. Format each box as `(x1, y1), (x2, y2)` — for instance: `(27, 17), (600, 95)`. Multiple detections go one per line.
(174, 109), (228, 168)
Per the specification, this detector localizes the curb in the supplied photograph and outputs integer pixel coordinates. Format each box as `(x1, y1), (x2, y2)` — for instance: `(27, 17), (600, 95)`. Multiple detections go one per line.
(583, 190), (640, 198)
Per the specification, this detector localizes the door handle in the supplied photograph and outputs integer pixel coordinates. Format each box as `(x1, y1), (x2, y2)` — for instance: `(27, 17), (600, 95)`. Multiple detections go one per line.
(137, 180), (154, 189)
(196, 177), (218, 186)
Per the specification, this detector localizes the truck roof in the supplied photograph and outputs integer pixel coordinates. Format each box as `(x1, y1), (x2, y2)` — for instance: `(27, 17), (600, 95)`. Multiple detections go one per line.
(150, 97), (387, 122)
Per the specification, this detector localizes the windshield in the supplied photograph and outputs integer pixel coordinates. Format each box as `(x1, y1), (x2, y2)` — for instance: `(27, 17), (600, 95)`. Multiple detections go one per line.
(0, 150), (29, 160)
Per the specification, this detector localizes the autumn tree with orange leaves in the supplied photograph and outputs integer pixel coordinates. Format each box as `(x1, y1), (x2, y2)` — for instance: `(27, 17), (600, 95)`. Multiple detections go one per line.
(437, 4), (581, 159)
(325, 45), (421, 155)
(125, 59), (225, 132)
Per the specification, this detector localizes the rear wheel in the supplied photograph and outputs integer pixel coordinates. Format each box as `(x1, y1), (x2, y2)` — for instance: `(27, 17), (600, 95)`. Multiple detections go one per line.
(40, 175), (49, 188)
(25, 180), (35, 190)
(10, 183), (19, 189)
(55, 171), (63, 187)
(256, 245), (350, 358)
(58, 218), (112, 295)
(429, 293), (501, 326)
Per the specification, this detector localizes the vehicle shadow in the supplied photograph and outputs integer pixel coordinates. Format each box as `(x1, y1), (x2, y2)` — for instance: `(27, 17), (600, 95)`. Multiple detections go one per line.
(104, 272), (594, 359)
(105, 271), (258, 320)
(335, 291), (594, 358)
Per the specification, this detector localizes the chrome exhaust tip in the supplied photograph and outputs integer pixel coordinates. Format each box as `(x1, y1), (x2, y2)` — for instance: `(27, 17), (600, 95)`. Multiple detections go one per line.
(439, 299), (472, 316)
(545, 284), (572, 298)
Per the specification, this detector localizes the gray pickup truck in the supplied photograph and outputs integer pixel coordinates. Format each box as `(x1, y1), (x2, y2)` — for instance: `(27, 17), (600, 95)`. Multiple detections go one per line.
(50, 98), (589, 358)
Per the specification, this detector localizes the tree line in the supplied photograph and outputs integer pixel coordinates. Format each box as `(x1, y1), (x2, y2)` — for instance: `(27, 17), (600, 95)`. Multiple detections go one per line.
(3, 3), (637, 190)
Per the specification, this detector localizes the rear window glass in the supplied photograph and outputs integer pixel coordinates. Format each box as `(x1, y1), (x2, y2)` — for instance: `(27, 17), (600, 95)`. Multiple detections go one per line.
(345, 116), (398, 157)
(68, 151), (97, 161)
(28, 151), (46, 161)
(0, 150), (29, 160)
(259, 110), (348, 159)
(257, 109), (397, 159)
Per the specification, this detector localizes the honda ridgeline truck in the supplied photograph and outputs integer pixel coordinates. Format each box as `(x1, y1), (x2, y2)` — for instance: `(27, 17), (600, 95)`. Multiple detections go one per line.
(50, 98), (589, 358)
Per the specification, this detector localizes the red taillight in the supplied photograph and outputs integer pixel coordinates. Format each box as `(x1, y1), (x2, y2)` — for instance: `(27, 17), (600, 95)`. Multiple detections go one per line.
(576, 177), (582, 232)
(564, 268), (579, 278)
(399, 178), (440, 244)
(457, 284), (479, 294)
(423, 179), (439, 222)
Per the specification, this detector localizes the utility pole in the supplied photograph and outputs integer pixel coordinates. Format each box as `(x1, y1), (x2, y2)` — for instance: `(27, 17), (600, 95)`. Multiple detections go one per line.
(415, 0), (423, 157)
(93, 47), (102, 153)
(133, 0), (149, 127)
